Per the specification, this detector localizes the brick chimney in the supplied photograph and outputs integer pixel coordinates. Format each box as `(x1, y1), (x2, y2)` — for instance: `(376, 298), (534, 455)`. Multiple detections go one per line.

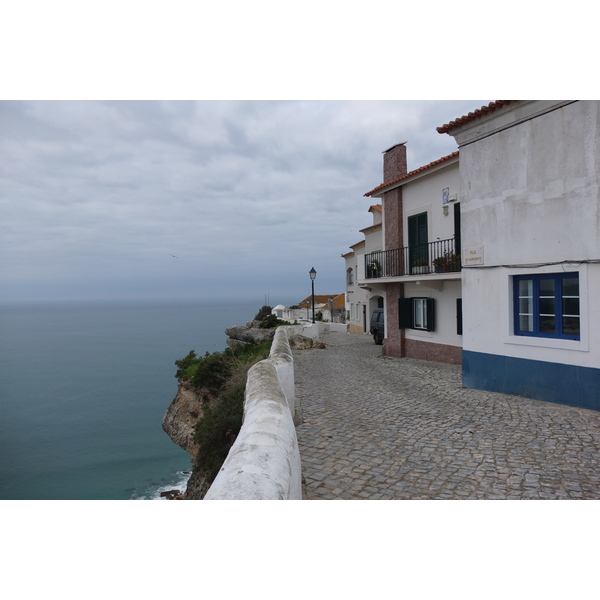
(381, 142), (407, 360)
(381, 142), (407, 251)
(383, 142), (407, 183)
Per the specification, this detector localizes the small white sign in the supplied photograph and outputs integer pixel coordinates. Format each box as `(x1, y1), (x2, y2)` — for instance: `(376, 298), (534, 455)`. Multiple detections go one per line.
(463, 245), (484, 265)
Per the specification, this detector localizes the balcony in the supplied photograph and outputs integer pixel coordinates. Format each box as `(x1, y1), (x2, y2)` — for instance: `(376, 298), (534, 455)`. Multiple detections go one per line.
(364, 238), (461, 279)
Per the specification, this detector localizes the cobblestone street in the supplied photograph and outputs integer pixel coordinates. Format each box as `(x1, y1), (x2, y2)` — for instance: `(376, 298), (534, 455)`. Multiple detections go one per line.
(294, 331), (600, 500)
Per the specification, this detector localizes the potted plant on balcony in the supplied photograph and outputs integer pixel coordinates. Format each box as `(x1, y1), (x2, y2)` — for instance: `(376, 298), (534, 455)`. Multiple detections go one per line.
(412, 258), (429, 274)
(435, 252), (461, 272)
(433, 255), (446, 273)
(367, 259), (382, 278)
(444, 252), (461, 271)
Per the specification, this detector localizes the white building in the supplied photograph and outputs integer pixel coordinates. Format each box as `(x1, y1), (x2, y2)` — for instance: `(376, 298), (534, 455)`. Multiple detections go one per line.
(362, 146), (463, 363)
(439, 100), (600, 410)
(343, 205), (385, 334)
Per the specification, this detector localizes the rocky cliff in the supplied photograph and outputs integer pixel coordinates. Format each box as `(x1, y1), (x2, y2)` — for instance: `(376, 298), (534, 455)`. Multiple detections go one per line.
(162, 381), (212, 499)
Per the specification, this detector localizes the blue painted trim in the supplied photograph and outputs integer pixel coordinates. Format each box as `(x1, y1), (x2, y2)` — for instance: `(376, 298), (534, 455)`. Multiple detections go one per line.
(462, 350), (600, 411)
(513, 272), (580, 340)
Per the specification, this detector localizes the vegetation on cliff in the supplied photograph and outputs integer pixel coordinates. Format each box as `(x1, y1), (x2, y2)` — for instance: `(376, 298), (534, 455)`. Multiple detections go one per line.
(174, 340), (273, 486)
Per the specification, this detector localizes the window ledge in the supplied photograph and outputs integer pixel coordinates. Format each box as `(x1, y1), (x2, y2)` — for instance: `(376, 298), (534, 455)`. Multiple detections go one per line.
(504, 335), (589, 352)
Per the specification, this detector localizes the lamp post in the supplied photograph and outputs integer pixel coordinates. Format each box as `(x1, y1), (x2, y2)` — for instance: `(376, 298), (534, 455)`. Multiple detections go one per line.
(309, 267), (317, 323)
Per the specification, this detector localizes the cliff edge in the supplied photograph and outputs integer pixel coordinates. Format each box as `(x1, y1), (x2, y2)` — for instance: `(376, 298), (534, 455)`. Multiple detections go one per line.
(162, 321), (325, 499)
(162, 382), (212, 499)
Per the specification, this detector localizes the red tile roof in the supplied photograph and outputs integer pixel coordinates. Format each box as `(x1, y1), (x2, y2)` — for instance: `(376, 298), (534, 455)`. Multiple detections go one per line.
(298, 293), (345, 309)
(369, 204), (382, 213)
(364, 151), (459, 197)
(436, 100), (514, 134)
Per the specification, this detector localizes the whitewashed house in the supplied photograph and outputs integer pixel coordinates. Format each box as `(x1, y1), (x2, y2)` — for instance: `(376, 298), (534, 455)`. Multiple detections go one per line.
(343, 205), (385, 334)
(362, 145), (463, 363)
(438, 100), (600, 409)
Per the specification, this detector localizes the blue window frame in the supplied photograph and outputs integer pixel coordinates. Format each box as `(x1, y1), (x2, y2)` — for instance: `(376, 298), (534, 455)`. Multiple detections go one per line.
(514, 273), (580, 340)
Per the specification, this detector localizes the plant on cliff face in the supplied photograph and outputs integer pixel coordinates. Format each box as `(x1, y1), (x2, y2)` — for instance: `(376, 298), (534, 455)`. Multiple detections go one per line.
(188, 340), (273, 485)
(176, 342), (273, 393)
(190, 351), (233, 395)
(254, 305), (272, 321)
(258, 314), (292, 329)
(193, 373), (246, 484)
(175, 350), (198, 380)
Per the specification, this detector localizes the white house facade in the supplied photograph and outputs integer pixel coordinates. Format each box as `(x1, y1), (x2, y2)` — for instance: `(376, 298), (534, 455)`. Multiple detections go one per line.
(344, 205), (385, 335)
(363, 147), (463, 364)
(439, 100), (600, 410)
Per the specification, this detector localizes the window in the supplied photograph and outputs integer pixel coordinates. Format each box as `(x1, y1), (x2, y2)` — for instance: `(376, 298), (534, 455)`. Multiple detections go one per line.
(413, 298), (428, 330)
(408, 212), (428, 273)
(347, 268), (354, 286)
(514, 273), (580, 340)
(398, 297), (435, 331)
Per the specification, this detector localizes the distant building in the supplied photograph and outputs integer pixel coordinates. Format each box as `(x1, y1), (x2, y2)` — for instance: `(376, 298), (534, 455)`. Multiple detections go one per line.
(297, 293), (346, 323)
(274, 294), (346, 323)
(343, 205), (384, 334)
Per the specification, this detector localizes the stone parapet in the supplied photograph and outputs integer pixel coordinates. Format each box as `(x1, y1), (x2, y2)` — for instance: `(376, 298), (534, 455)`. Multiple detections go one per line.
(204, 327), (302, 500)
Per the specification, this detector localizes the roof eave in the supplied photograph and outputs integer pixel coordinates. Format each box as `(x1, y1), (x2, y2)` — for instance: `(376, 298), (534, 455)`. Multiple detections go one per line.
(364, 151), (459, 198)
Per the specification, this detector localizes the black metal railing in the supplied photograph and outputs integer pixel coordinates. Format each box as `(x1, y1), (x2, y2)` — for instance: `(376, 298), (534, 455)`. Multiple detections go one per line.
(364, 238), (461, 279)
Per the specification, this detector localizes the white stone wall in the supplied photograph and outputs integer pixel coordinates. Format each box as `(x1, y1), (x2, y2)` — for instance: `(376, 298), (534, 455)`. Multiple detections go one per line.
(456, 100), (600, 369)
(458, 101), (600, 266)
(204, 327), (301, 500)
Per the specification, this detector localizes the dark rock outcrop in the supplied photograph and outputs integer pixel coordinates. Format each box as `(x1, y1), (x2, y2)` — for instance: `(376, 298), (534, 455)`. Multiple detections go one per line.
(225, 324), (276, 345)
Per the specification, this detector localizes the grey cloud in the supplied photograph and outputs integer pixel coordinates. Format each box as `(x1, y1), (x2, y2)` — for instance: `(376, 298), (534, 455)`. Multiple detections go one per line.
(0, 99), (489, 303)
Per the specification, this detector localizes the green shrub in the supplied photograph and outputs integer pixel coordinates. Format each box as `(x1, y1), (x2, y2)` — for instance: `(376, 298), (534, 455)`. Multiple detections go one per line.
(175, 350), (198, 380)
(193, 373), (246, 484)
(190, 351), (233, 394)
(259, 314), (292, 329)
(254, 305), (272, 321)
(176, 339), (273, 484)
(190, 341), (272, 485)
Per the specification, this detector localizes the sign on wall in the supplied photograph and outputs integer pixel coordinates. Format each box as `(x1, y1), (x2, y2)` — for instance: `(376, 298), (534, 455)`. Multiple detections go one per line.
(463, 245), (484, 265)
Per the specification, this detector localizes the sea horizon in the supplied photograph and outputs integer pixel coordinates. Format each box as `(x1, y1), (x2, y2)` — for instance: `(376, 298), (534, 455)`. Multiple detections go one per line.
(0, 296), (291, 500)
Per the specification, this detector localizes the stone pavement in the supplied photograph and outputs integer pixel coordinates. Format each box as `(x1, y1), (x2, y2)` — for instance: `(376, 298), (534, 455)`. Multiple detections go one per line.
(293, 331), (600, 500)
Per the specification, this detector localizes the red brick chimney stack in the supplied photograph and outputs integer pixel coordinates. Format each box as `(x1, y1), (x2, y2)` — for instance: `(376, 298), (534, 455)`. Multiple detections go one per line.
(383, 142), (407, 183)
(381, 142), (407, 358)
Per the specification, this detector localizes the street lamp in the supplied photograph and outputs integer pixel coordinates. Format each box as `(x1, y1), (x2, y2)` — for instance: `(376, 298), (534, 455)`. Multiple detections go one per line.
(309, 267), (317, 323)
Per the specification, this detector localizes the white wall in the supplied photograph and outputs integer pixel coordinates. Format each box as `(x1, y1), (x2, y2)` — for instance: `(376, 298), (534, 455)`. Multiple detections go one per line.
(345, 247), (370, 332)
(462, 263), (599, 369)
(402, 161), (460, 247)
(458, 101), (600, 368)
(459, 101), (600, 266)
(404, 279), (462, 348)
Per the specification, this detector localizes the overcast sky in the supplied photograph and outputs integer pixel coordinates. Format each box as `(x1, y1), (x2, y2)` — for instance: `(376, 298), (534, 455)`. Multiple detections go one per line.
(0, 100), (493, 306)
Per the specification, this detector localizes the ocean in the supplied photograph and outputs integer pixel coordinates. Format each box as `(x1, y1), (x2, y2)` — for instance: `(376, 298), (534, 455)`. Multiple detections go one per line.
(0, 298), (268, 500)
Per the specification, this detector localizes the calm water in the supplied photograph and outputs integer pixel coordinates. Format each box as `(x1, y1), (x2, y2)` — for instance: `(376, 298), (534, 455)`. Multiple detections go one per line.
(0, 298), (263, 500)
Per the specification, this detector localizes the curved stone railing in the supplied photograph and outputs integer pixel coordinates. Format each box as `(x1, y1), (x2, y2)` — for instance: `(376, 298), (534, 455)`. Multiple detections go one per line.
(204, 327), (302, 500)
